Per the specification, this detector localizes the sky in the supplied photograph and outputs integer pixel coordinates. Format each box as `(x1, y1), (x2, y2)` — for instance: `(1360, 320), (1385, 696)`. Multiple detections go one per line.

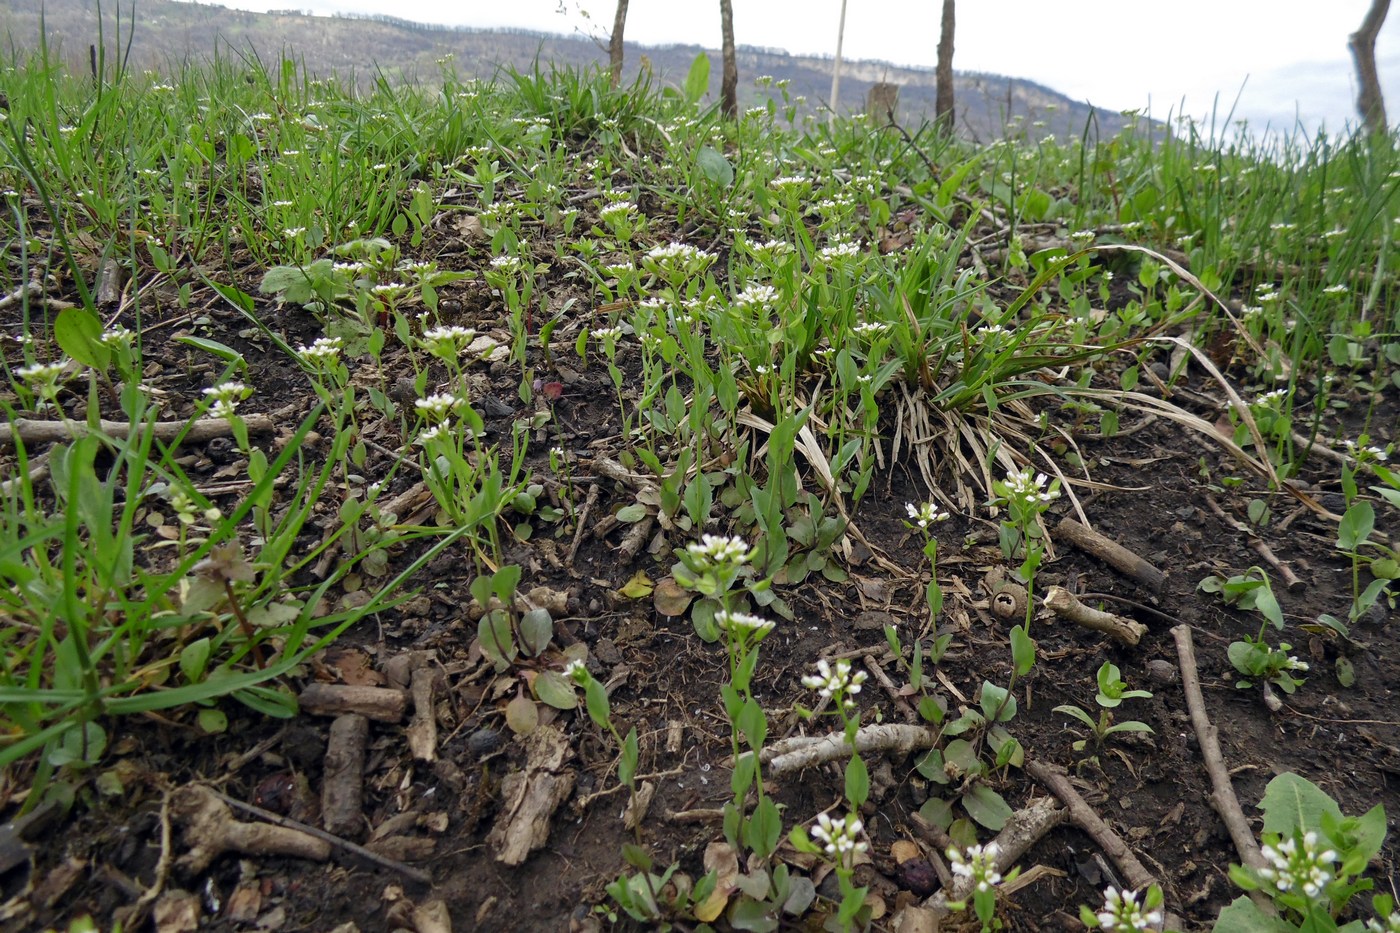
(185, 0), (1400, 138)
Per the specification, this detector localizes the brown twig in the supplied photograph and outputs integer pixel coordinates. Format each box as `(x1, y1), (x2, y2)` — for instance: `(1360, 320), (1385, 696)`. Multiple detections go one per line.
(1203, 494), (1304, 593)
(1171, 625), (1276, 916)
(3, 414), (276, 447)
(1043, 586), (1147, 646)
(565, 482), (601, 566)
(1054, 518), (1166, 593)
(206, 787), (432, 885)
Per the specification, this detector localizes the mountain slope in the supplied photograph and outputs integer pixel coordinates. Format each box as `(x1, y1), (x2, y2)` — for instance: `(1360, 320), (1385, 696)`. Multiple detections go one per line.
(0, 0), (1155, 140)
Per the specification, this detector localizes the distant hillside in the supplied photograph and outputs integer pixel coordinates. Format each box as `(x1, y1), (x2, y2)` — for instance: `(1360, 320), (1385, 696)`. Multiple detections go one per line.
(1, 0), (1160, 142)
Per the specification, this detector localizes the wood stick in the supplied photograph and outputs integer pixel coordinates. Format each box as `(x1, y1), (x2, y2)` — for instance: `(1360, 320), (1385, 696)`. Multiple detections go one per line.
(1044, 586), (1148, 646)
(1171, 625), (1276, 917)
(299, 683), (407, 723)
(4, 414), (275, 448)
(1026, 759), (1183, 931)
(322, 714), (369, 838)
(1054, 518), (1166, 593)
(920, 795), (1065, 914)
(407, 667), (439, 763)
(208, 787), (431, 885)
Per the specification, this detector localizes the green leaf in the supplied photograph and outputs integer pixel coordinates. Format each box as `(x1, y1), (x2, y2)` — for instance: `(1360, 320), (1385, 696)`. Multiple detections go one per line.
(1337, 502), (1376, 551)
(980, 680), (1017, 722)
(584, 678), (611, 730)
(477, 612), (516, 669)
(179, 638), (212, 683)
(533, 670), (578, 710)
(615, 503), (648, 523)
(518, 607), (554, 657)
(683, 52), (711, 105)
(620, 727), (639, 784)
(175, 335), (246, 368)
(696, 146), (734, 187)
(231, 684), (297, 718)
(197, 708), (229, 734)
(54, 307), (110, 371)
(919, 796), (954, 830)
(1258, 772), (1343, 838)
(1009, 625), (1036, 676)
(845, 754), (869, 807)
(963, 784), (1013, 830)
(1210, 895), (1290, 933)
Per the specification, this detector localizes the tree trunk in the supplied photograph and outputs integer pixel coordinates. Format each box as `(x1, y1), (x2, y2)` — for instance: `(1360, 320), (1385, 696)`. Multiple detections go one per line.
(719, 0), (737, 119)
(609, 0), (629, 90)
(935, 0), (956, 131)
(829, 0), (848, 129)
(1349, 0), (1391, 134)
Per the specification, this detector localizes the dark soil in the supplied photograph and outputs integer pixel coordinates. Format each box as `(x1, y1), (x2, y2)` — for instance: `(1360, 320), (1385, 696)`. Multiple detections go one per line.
(2, 198), (1397, 933)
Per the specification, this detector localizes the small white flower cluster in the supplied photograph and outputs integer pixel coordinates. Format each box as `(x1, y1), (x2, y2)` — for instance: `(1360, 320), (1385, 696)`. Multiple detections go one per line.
(590, 325), (623, 342)
(1093, 887), (1162, 932)
(297, 336), (343, 367)
(100, 326), (134, 349)
(817, 240), (861, 263)
(415, 392), (464, 423)
(563, 658), (589, 685)
(733, 283), (780, 312)
(801, 658), (867, 709)
(810, 812), (867, 865)
(598, 201), (637, 222)
(1254, 387), (1289, 409)
(1003, 468), (1059, 506)
(646, 241), (712, 264)
(852, 321), (888, 338)
(203, 381), (251, 419)
(489, 254), (524, 275)
(906, 501), (949, 529)
(1256, 831), (1337, 899)
(1322, 283), (1349, 296)
(16, 363), (69, 402)
(716, 610), (775, 641)
(768, 175), (810, 195)
(1342, 439), (1390, 462)
(686, 534), (752, 568)
(745, 238), (795, 262)
(420, 325), (477, 359)
(947, 842), (1002, 893)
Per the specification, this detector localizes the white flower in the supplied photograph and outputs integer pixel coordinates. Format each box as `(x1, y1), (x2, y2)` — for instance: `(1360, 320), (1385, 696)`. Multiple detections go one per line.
(716, 610), (775, 641)
(809, 812), (867, 865)
(297, 336), (343, 365)
(563, 658), (589, 684)
(1094, 886), (1163, 932)
(801, 658), (868, 708)
(947, 842), (1002, 892)
(686, 534), (752, 567)
(590, 325), (623, 342)
(769, 175), (810, 194)
(906, 501), (949, 529)
(414, 393), (462, 421)
(1256, 831), (1337, 900)
(1003, 468), (1059, 506)
(599, 201), (637, 221)
(817, 240), (861, 262)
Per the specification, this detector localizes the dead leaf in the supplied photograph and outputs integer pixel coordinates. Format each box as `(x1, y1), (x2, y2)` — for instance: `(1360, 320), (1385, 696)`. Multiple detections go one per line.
(153, 889), (202, 933)
(617, 570), (654, 600)
(622, 780), (656, 831)
(890, 839), (921, 864)
(504, 696), (539, 735)
(652, 578), (694, 617)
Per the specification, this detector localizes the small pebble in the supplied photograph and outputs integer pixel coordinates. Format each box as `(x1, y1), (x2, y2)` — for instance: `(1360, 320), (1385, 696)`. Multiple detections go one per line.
(895, 858), (939, 897)
(467, 727), (504, 759)
(1145, 659), (1179, 686)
